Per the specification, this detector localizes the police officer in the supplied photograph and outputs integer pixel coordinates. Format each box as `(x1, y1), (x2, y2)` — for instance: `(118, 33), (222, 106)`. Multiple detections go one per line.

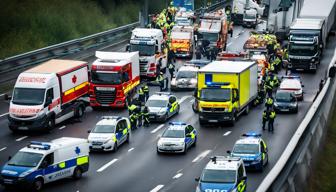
(142, 106), (150, 127)
(195, 45), (202, 59)
(265, 96), (274, 111)
(128, 102), (137, 116)
(268, 109), (276, 132)
(130, 112), (137, 130)
(168, 62), (175, 80)
(138, 87), (145, 104)
(264, 80), (273, 98)
(156, 72), (165, 91)
(143, 84), (149, 102)
(262, 109), (269, 130)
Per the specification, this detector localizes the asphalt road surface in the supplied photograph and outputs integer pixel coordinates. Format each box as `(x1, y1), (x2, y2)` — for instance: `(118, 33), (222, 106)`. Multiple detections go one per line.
(0, 23), (335, 192)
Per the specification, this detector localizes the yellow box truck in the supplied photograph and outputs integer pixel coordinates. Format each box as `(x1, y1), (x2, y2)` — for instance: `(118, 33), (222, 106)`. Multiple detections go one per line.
(194, 60), (258, 125)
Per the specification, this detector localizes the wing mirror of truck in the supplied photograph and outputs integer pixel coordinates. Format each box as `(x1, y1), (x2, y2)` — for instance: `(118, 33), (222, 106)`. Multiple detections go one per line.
(87, 130), (91, 133)
(155, 45), (159, 54)
(4, 94), (11, 101)
(126, 44), (130, 52)
(226, 150), (231, 154)
(193, 89), (198, 98)
(195, 177), (200, 182)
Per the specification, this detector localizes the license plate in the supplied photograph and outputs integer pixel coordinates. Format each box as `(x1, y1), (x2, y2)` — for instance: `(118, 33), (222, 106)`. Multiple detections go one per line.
(150, 115), (155, 118)
(281, 109), (289, 112)
(92, 145), (102, 149)
(209, 120), (218, 123)
(18, 126), (28, 130)
(101, 104), (109, 107)
(4, 179), (13, 184)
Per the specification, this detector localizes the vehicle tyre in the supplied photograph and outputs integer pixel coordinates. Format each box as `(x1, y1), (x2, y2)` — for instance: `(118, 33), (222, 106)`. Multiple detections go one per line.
(32, 178), (44, 192)
(157, 147), (161, 155)
(294, 106), (298, 113)
(47, 117), (55, 131)
(113, 142), (118, 152)
(75, 105), (85, 118)
(182, 145), (187, 154)
(192, 136), (197, 147)
(244, 105), (250, 115)
(230, 113), (237, 126)
(259, 160), (264, 172)
(126, 133), (130, 143)
(176, 105), (180, 114)
(265, 154), (269, 166)
(72, 167), (82, 180)
(192, 104), (198, 113)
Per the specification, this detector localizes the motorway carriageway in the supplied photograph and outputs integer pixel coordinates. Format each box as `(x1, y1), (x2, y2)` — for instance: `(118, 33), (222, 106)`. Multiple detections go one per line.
(0, 24), (335, 192)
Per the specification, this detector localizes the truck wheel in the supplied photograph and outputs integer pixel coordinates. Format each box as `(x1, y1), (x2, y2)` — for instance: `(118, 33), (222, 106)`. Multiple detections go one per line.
(47, 117), (55, 130)
(244, 105), (250, 115)
(75, 105), (85, 118)
(72, 167), (82, 180)
(32, 178), (43, 191)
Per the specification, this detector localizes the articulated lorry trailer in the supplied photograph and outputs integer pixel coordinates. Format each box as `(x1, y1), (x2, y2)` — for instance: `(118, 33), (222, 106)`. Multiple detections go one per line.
(194, 61), (258, 125)
(288, 0), (336, 72)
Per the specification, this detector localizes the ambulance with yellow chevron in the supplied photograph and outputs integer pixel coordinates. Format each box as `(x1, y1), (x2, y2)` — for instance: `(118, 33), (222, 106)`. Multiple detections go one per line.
(193, 60), (258, 125)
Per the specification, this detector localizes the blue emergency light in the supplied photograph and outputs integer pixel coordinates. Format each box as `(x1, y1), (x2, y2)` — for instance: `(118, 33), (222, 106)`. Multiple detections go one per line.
(242, 131), (262, 138)
(169, 122), (187, 126)
(29, 141), (51, 150)
(101, 116), (122, 120)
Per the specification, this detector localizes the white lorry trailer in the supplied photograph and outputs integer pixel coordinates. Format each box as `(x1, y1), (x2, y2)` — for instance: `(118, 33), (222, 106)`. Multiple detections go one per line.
(288, 0), (336, 72)
(8, 59), (89, 132)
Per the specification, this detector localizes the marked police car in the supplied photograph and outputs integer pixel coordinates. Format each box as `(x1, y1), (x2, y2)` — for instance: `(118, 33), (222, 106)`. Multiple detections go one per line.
(157, 122), (197, 154)
(195, 156), (247, 192)
(88, 116), (130, 152)
(228, 132), (268, 171)
(146, 92), (180, 122)
(171, 64), (198, 91)
(0, 137), (89, 191)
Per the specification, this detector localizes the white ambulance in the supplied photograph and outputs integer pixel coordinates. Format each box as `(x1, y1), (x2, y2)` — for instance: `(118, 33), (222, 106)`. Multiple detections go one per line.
(8, 59), (90, 132)
(0, 137), (89, 191)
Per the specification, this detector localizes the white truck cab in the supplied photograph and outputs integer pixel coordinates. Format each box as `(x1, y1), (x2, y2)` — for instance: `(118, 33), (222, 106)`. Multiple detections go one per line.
(0, 137), (89, 191)
(129, 28), (167, 78)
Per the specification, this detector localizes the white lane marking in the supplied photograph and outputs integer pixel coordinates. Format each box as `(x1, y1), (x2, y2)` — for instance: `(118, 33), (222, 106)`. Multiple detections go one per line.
(97, 158), (118, 172)
(16, 136), (28, 142)
(0, 147), (7, 152)
(223, 131), (232, 136)
(234, 36), (239, 39)
(128, 148), (134, 152)
(0, 113), (8, 118)
(173, 173), (183, 179)
(192, 150), (212, 163)
(179, 96), (191, 104)
(151, 124), (165, 134)
(0, 93), (5, 97)
(190, 98), (195, 103)
(227, 42), (232, 47)
(150, 185), (164, 192)
(59, 125), (66, 130)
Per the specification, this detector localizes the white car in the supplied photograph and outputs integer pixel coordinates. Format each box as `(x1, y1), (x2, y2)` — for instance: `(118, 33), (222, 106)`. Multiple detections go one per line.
(157, 122), (197, 154)
(279, 76), (304, 101)
(146, 92), (180, 122)
(88, 116), (130, 152)
(171, 64), (198, 90)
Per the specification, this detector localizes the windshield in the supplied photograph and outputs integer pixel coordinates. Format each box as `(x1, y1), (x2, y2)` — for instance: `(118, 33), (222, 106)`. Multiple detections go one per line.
(289, 43), (317, 56)
(147, 99), (167, 108)
(200, 88), (231, 102)
(92, 125), (115, 133)
(244, 14), (256, 20)
(201, 169), (236, 183)
(162, 129), (184, 138)
(176, 19), (192, 26)
(12, 88), (45, 105)
(233, 144), (259, 154)
(201, 32), (219, 42)
(8, 152), (43, 167)
(91, 71), (121, 85)
(176, 71), (197, 79)
(276, 92), (293, 102)
(130, 44), (155, 56)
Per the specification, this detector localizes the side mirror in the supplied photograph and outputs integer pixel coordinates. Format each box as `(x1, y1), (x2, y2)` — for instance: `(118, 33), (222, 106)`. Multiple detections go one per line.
(226, 150), (231, 154)
(8, 156), (11, 161)
(302, 85), (304, 87)
(193, 90), (198, 97)
(155, 46), (159, 54)
(126, 44), (130, 52)
(87, 130), (91, 133)
(195, 177), (200, 182)
(4, 94), (11, 101)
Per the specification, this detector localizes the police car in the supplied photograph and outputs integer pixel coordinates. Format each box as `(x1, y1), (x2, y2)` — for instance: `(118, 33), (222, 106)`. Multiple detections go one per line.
(280, 75), (304, 101)
(157, 122), (197, 154)
(195, 156), (247, 192)
(0, 138), (89, 191)
(171, 64), (198, 90)
(146, 92), (180, 122)
(228, 132), (268, 171)
(88, 116), (130, 152)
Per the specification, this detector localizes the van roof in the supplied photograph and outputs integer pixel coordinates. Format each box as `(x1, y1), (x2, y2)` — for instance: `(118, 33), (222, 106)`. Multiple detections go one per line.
(290, 18), (324, 30)
(199, 60), (255, 73)
(26, 59), (87, 74)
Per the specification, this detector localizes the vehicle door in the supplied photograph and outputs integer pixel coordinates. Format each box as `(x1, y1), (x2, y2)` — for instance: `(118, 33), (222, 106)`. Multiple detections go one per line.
(185, 125), (194, 147)
(119, 119), (129, 144)
(168, 96), (178, 116)
(260, 141), (267, 163)
(39, 153), (58, 183)
(115, 121), (124, 145)
(236, 164), (246, 191)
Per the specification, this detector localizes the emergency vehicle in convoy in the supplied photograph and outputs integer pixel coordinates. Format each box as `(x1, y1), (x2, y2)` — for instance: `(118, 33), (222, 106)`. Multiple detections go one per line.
(8, 59), (89, 132)
(198, 11), (229, 51)
(193, 61), (258, 125)
(170, 25), (194, 58)
(128, 28), (167, 78)
(0, 137), (89, 191)
(89, 51), (140, 109)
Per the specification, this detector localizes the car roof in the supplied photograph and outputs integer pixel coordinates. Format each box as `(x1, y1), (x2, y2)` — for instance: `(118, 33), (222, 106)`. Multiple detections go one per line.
(167, 124), (186, 131)
(280, 79), (301, 89)
(148, 94), (171, 101)
(205, 157), (241, 171)
(96, 118), (118, 126)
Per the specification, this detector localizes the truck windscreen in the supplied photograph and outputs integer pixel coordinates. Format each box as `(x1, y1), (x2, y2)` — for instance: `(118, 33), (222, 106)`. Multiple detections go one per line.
(289, 43), (317, 56)
(176, 71), (196, 79)
(200, 32), (219, 42)
(244, 14), (256, 19)
(12, 88), (45, 105)
(200, 88), (231, 102)
(130, 44), (155, 56)
(91, 71), (122, 85)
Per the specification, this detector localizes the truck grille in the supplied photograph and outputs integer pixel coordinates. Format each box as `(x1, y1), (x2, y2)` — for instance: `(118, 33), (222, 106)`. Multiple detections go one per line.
(95, 90), (116, 104)
(140, 61), (148, 75)
(202, 107), (225, 112)
(290, 59), (309, 69)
